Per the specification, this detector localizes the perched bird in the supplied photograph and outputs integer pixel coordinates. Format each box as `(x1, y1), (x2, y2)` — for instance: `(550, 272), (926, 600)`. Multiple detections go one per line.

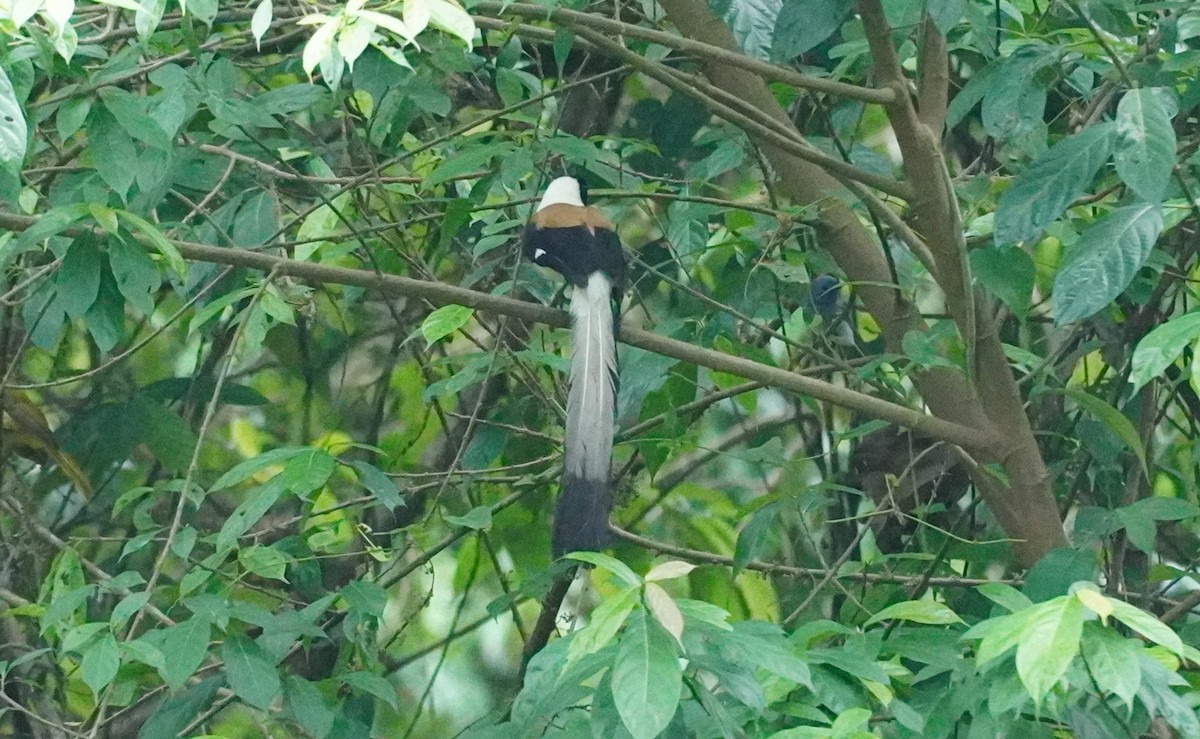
(524, 176), (626, 556)
(2, 390), (91, 497)
(807, 274), (857, 348)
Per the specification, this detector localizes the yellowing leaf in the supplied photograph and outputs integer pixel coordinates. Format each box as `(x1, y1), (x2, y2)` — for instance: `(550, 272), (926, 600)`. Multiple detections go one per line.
(644, 583), (683, 643)
(644, 560), (696, 582)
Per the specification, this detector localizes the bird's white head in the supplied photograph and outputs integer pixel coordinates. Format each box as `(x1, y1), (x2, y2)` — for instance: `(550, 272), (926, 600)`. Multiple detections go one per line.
(537, 176), (584, 211)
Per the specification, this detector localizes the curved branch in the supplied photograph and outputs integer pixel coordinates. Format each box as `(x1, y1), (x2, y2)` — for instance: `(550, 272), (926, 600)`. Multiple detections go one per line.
(0, 211), (995, 451)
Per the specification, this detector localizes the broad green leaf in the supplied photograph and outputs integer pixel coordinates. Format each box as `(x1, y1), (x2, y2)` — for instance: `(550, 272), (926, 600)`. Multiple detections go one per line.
(1113, 88), (1176, 202)
(277, 448), (336, 495)
(734, 501), (780, 573)
(420, 304), (473, 345)
(566, 586), (638, 664)
(864, 599), (963, 627)
(1053, 388), (1148, 481)
(976, 582), (1033, 613)
(771, 0), (852, 61)
(216, 477), (288, 552)
(565, 551), (641, 586)
(1081, 624), (1141, 709)
(994, 123), (1116, 246)
(350, 460), (404, 511)
(964, 610), (1026, 665)
(981, 44), (1058, 141)
(611, 610), (682, 739)
(238, 545), (289, 582)
(340, 580), (388, 617)
(422, 143), (516, 188)
(1014, 597), (1084, 707)
(222, 635), (280, 710)
(1129, 311), (1200, 393)
(89, 108), (137, 200)
(251, 0), (272, 49)
(283, 677), (336, 739)
(116, 210), (187, 278)
(160, 617), (211, 689)
(970, 246), (1035, 318)
(109, 234), (161, 316)
(138, 676), (221, 739)
(1125, 496), (1200, 522)
(1052, 203), (1162, 324)
(1107, 598), (1184, 656)
(0, 65), (27, 165)
(99, 87), (172, 149)
(443, 506), (492, 530)
(128, 396), (199, 471)
(80, 632), (120, 697)
(210, 446), (311, 491)
(57, 238), (102, 319)
(340, 670), (399, 710)
(119, 639), (166, 673)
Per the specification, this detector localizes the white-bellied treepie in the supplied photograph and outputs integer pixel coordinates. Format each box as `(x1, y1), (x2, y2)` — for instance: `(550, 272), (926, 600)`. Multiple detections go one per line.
(524, 176), (626, 556)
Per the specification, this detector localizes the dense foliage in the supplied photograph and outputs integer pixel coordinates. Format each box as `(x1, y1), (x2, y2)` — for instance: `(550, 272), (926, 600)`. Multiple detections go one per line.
(1, 0), (1200, 736)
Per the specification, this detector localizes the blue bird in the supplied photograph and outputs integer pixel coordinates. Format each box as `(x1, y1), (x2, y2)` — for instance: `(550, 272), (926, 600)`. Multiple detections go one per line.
(807, 274), (857, 348)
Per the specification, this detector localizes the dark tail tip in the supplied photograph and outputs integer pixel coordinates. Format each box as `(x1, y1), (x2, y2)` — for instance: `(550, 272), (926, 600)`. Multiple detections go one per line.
(552, 474), (614, 558)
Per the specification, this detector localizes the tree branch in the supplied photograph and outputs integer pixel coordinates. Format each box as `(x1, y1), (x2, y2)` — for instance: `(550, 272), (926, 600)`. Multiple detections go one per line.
(0, 211), (995, 450)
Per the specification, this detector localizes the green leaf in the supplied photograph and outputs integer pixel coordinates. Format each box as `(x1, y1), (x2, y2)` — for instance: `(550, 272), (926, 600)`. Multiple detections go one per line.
(981, 45), (1058, 140)
(1106, 598), (1184, 656)
(138, 676), (221, 739)
(340, 580), (388, 617)
(566, 586), (639, 664)
(611, 610), (682, 739)
(340, 670), (399, 711)
(771, 0), (852, 61)
(564, 552), (641, 587)
(277, 448), (336, 495)
(216, 477), (287, 552)
(109, 234), (161, 316)
(222, 634), (281, 710)
(443, 505), (492, 530)
(85, 269), (126, 353)
(1052, 203), (1162, 324)
(864, 599), (963, 627)
(1129, 311), (1200, 392)
(970, 246), (1035, 318)
(0, 65), (27, 165)
(714, 0), (781, 61)
(128, 396), (199, 470)
(116, 210), (188, 279)
(1053, 388), (1148, 481)
(1113, 88), (1176, 202)
(975, 582), (1033, 613)
(734, 501), (779, 574)
(350, 460), (404, 511)
(238, 545), (289, 582)
(99, 87), (173, 149)
(1125, 496), (1200, 522)
(210, 446), (311, 491)
(89, 107), (137, 200)
(283, 676), (336, 739)
(160, 617), (211, 690)
(230, 190), (280, 247)
(1081, 624), (1141, 709)
(80, 632), (120, 697)
(422, 142), (516, 188)
(57, 238), (102, 319)
(1014, 596), (1084, 707)
(994, 123), (1116, 246)
(420, 304), (474, 345)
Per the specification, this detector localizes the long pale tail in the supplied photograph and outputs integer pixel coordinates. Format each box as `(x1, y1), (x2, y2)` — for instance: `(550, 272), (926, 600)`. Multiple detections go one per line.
(553, 273), (617, 556)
